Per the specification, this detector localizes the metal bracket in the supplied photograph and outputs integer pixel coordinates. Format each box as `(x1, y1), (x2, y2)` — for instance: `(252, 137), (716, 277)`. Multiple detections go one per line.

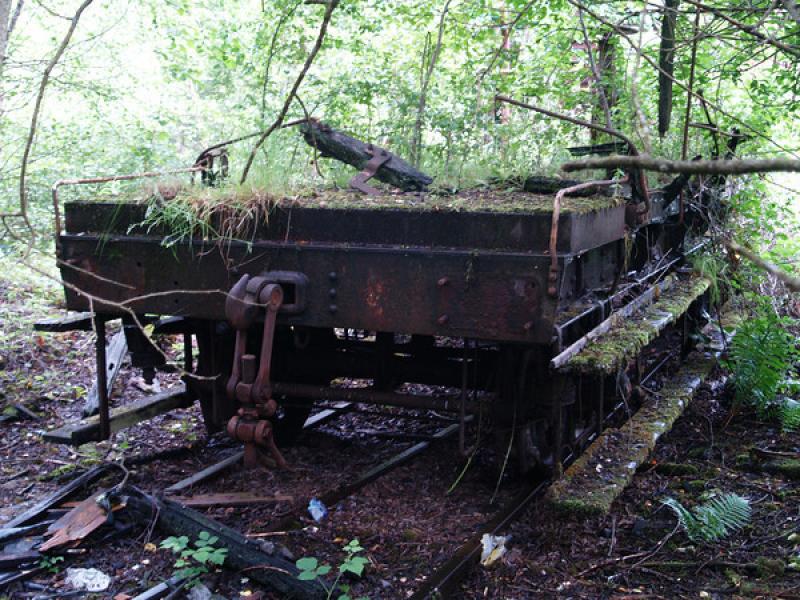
(349, 144), (391, 195)
(224, 274), (288, 469)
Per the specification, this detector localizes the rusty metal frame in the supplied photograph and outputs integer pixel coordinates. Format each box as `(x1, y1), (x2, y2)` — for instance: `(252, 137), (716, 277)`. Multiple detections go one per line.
(52, 166), (204, 246)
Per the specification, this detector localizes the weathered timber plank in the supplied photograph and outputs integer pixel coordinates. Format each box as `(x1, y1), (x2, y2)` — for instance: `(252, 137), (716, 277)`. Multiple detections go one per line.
(44, 385), (190, 446)
(548, 352), (717, 516)
(83, 330), (128, 417)
(177, 493), (293, 508)
(6, 465), (112, 528)
(300, 120), (433, 191)
(33, 312), (95, 332)
(164, 451), (243, 495)
(125, 488), (325, 599)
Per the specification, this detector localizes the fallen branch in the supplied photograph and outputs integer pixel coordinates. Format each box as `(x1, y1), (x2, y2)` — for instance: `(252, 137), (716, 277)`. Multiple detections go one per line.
(727, 241), (800, 292)
(561, 155), (800, 175)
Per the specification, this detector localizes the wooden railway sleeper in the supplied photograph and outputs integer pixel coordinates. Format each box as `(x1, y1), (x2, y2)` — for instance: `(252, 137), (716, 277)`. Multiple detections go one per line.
(225, 274), (287, 469)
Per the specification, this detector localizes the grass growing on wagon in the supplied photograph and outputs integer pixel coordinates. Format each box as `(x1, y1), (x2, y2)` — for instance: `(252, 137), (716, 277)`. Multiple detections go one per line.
(135, 185), (283, 248)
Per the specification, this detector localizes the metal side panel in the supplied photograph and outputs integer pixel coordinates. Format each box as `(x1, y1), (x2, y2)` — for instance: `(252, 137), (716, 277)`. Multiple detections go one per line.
(58, 235), (564, 344)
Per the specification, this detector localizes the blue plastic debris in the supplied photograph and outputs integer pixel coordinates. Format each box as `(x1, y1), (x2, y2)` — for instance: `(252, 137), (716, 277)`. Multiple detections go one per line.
(308, 498), (328, 522)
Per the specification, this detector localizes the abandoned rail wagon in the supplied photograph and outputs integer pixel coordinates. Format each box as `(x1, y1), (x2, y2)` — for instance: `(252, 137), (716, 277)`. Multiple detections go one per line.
(46, 120), (721, 476)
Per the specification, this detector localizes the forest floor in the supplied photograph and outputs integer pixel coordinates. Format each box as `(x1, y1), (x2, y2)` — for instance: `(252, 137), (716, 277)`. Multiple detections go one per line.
(1, 259), (799, 600)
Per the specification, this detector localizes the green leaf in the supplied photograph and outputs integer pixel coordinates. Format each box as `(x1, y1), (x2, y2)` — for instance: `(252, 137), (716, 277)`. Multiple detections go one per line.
(316, 565), (331, 576)
(297, 570), (318, 581)
(296, 557), (318, 571)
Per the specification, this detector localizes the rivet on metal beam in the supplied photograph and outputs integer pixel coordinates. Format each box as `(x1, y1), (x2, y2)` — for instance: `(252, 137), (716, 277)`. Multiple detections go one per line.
(329, 304), (338, 313)
(437, 277), (450, 287)
(437, 314), (449, 326)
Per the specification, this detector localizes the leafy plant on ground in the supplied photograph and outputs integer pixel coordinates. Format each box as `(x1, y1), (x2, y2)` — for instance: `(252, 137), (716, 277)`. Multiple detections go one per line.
(663, 493), (751, 543)
(724, 309), (799, 430)
(38, 555), (64, 574)
(159, 531), (228, 586)
(295, 539), (370, 600)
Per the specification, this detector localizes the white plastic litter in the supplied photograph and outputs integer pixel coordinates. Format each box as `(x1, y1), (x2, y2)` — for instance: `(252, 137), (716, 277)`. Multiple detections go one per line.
(64, 568), (111, 592)
(308, 497), (328, 522)
(479, 533), (508, 567)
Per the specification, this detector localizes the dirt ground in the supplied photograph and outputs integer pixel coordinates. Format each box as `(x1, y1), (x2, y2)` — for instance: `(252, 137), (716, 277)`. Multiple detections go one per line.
(1, 266), (799, 599)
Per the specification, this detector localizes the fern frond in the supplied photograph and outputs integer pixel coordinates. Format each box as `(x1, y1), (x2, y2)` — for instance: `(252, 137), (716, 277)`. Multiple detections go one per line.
(663, 494), (751, 543)
(780, 402), (800, 432)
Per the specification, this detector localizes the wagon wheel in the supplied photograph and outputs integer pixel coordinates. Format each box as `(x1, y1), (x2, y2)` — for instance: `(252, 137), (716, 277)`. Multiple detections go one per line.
(493, 347), (580, 475)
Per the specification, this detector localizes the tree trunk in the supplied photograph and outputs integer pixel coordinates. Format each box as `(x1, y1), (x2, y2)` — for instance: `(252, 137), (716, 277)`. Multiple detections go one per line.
(658, 0), (680, 138)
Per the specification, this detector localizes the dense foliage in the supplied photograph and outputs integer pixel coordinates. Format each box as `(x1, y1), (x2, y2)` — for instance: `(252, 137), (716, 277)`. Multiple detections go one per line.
(0, 1), (798, 252)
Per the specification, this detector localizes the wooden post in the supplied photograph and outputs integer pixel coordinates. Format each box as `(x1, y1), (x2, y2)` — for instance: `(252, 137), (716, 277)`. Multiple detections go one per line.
(93, 315), (110, 440)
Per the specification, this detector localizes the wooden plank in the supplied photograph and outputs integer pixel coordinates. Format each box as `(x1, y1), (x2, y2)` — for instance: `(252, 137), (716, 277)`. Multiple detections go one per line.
(302, 401), (351, 429)
(550, 275), (677, 370)
(83, 330), (128, 417)
(33, 312), (95, 332)
(177, 492), (293, 508)
(164, 451), (243, 495)
(43, 385), (190, 446)
(0, 552), (40, 570)
(125, 488), (326, 599)
(6, 465), (111, 528)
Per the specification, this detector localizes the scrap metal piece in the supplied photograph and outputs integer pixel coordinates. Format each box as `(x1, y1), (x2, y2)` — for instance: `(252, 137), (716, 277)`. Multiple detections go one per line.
(39, 491), (126, 552)
(349, 145), (391, 195)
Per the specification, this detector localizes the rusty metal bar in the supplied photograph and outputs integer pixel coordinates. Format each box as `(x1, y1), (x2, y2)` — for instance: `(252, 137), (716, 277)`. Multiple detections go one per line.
(271, 382), (480, 413)
(52, 166), (204, 246)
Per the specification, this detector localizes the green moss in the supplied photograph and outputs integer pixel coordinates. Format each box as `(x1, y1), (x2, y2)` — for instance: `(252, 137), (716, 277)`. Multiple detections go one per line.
(762, 459), (800, 480)
(685, 480), (707, 492)
(132, 183), (623, 215)
(566, 278), (710, 374)
(655, 463), (700, 476)
(755, 557), (785, 578)
(548, 353), (716, 517)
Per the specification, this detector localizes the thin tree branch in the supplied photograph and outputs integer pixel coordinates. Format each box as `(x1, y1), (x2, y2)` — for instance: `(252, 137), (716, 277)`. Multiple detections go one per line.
(240, 0), (337, 184)
(495, 94), (640, 155)
(681, 7), (701, 160)
(259, 0), (302, 125)
(577, 6), (613, 130)
(8, 0), (23, 35)
(566, 0), (800, 158)
(561, 155), (800, 175)
(2, 0), (94, 244)
(682, 0), (800, 58)
(477, 0), (536, 85)
(410, 0), (452, 167)
(727, 241), (800, 292)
